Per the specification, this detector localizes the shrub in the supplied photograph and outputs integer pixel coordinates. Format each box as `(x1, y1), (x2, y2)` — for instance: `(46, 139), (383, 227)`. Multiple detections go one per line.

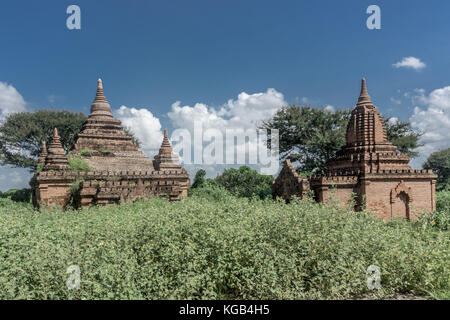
(0, 195), (448, 299)
(189, 181), (231, 201)
(80, 149), (93, 157)
(418, 190), (450, 231)
(36, 163), (44, 173)
(0, 188), (32, 203)
(436, 189), (450, 212)
(69, 179), (84, 195)
(191, 169), (207, 189)
(10, 188), (32, 203)
(215, 166), (274, 199)
(68, 154), (90, 171)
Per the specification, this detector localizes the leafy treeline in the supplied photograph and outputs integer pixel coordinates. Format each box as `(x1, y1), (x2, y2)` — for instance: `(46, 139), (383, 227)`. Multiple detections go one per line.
(190, 166), (273, 200)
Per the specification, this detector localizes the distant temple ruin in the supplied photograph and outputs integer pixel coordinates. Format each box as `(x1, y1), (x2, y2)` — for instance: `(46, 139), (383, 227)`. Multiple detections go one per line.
(273, 78), (437, 220)
(32, 79), (190, 209)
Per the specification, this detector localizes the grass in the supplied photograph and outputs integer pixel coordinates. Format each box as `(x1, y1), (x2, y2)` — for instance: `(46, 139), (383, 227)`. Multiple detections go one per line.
(98, 148), (112, 155)
(68, 154), (90, 171)
(80, 149), (93, 157)
(419, 189), (450, 231)
(0, 191), (448, 300)
(69, 179), (84, 195)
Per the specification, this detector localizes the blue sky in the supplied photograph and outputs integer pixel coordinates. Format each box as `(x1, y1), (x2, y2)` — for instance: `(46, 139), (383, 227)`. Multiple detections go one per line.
(1, 0), (450, 190)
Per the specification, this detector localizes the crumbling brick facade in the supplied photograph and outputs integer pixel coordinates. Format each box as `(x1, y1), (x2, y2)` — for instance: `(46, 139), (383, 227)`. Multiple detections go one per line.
(32, 79), (189, 209)
(272, 159), (309, 202)
(273, 78), (437, 220)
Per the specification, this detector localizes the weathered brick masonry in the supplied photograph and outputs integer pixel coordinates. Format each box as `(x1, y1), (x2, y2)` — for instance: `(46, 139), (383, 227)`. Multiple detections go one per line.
(273, 79), (437, 220)
(32, 79), (189, 209)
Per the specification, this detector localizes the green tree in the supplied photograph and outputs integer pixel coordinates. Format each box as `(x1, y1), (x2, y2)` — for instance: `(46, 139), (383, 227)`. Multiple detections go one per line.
(385, 118), (422, 158)
(191, 169), (207, 189)
(215, 165), (274, 199)
(423, 148), (450, 191)
(0, 110), (87, 171)
(260, 106), (421, 174)
(260, 106), (350, 174)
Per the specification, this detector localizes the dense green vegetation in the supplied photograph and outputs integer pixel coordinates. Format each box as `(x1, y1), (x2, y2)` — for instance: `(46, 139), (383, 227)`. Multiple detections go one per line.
(420, 189), (450, 231)
(190, 166), (273, 200)
(423, 147), (450, 191)
(0, 188), (31, 203)
(68, 154), (91, 171)
(0, 188), (448, 299)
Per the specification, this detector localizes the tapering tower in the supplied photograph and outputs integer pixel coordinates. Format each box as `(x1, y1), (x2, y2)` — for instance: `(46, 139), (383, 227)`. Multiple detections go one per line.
(73, 78), (139, 153)
(325, 78), (411, 174)
(44, 128), (69, 171)
(154, 129), (180, 170)
(71, 79), (155, 171)
(38, 141), (48, 165)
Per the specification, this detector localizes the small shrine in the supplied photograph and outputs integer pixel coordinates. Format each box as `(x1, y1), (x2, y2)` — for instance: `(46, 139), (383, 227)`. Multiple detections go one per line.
(273, 79), (437, 220)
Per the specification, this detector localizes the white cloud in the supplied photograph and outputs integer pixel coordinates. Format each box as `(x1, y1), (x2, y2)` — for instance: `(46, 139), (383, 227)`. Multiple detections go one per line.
(114, 106), (164, 157)
(168, 88), (286, 132)
(388, 117), (399, 125)
(0, 82), (26, 120)
(393, 57), (426, 71)
(324, 105), (335, 113)
(409, 86), (450, 168)
(167, 88), (287, 174)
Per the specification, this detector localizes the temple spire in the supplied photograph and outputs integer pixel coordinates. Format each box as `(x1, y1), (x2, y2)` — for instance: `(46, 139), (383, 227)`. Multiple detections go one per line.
(357, 78), (372, 105)
(44, 128), (69, 170)
(154, 128), (180, 170)
(38, 141), (48, 165)
(89, 78), (113, 119)
(159, 129), (173, 154)
(94, 78), (108, 103)
(346, 78), (388, 146)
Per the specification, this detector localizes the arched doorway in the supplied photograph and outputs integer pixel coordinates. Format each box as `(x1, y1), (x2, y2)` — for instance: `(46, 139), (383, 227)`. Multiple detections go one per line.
(390, 181), (413, 220)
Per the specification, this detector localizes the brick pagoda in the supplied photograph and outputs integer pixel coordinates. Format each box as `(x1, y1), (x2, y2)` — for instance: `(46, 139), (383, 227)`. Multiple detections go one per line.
(32, 79), (190, 209)
(273, 78), (437, 220)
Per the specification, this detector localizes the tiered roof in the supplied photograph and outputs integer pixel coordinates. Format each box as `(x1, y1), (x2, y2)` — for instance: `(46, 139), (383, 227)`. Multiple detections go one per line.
(36, 79), (186, 174)
(326, 78), (412, 174)
(154, 129), (181, 170)
(74, 79), (139, 152)
(44, 128), (69, 170)
(38, 141), (48, 165)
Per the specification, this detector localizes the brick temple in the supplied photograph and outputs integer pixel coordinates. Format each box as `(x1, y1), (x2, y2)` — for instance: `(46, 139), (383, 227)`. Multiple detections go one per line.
(273, 78), (437, 220)
(32, 79), (190, 209)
